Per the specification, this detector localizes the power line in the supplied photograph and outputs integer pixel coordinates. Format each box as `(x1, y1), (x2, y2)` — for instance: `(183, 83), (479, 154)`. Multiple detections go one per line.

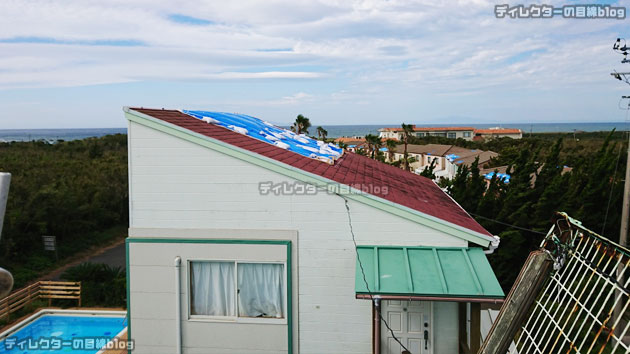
(468, 212), (547, 236)
(338, 194), (412, 354)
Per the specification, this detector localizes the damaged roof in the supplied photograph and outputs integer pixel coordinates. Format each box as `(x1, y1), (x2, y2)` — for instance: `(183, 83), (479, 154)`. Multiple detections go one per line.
(125, 107), (494, 243)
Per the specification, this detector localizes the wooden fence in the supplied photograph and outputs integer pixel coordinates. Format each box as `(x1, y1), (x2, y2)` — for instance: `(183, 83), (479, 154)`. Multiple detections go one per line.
(0, 281), (81, 320)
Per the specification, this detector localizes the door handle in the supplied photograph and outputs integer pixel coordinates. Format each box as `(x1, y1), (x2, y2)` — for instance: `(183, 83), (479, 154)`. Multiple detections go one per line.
(424, 328), (429, 350)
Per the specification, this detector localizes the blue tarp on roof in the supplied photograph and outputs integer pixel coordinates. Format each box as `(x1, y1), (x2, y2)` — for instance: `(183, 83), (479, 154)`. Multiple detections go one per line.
(182, 110), (343, 164)
(484, 171), (511, 183)
(445, 154), (460, 162)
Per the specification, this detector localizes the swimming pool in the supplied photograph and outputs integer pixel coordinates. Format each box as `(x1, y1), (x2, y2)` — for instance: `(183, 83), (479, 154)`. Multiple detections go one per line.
(0, 310), (126, 353)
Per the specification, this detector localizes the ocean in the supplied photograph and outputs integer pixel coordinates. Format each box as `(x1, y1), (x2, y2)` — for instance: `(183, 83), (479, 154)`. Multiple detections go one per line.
(0, 123), (627, 142)
(0, 128), (127, 143)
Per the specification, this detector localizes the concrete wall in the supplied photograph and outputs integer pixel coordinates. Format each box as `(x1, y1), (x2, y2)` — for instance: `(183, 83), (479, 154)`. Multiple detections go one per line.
(128, 120), (468, 353)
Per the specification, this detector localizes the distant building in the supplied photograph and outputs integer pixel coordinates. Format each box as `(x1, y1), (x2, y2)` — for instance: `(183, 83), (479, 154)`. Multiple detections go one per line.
(378, 125), (523, 141)
(379, 126), (475, 141)
(474, 128), (523, 140)
(389, 144), (498, 180)
(333, 137), (368, 153)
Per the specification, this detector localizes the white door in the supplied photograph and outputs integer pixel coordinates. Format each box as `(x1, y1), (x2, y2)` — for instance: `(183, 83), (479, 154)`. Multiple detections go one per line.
(381, 300), (433, 354)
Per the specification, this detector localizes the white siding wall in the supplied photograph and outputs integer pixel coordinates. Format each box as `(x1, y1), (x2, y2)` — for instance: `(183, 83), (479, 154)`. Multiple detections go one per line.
(128, 121), (466, 354)
(433, 302), (459, 353)
(129, 241), (289, 354)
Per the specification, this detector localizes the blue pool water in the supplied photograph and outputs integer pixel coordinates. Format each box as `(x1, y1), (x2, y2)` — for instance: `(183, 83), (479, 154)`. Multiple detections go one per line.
(0, 315), (126, 353)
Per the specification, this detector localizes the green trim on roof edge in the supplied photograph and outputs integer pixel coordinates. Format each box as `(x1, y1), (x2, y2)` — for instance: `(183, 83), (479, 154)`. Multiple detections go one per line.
(124, 107), (492, 247)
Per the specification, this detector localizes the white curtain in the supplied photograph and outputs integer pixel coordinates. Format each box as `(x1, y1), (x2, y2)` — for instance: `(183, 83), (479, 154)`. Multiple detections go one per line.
(190, 261), (235, 316)
(237, 263), (284, 318)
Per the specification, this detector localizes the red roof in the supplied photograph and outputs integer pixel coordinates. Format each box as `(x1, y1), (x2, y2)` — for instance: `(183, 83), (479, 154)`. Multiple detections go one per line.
(131, 108), (492, 237)
(380, 126), (474, 132)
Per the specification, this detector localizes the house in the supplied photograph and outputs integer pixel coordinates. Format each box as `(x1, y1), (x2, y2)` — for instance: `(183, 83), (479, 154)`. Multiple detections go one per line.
(124, 107), (504, 354)
(389, 144), (497, 180)
(480, 164), (573, 187)
(473, 128), (522, 140)
(333, 137), (369, 153)
(379, 126), (475, 141)
(440, 150), (499, 180)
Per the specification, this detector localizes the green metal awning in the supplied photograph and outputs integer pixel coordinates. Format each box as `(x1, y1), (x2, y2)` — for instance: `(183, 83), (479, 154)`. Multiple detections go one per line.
(355, 246), (504, 301)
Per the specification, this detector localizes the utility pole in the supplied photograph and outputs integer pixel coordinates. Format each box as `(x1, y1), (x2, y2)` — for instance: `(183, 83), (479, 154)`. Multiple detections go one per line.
(612, 39), (630, 336)
(619, 95), (630, 249)
(621, 130), (630, 248)
(612, 38), (630, 247)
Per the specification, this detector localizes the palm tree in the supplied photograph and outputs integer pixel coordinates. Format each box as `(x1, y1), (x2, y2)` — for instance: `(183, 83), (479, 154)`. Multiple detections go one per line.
(291, 114), (311, 135)
(364, 134), (382, 159)
(337, 141), (348, 149)
(385, 139), (397, 162)
(316, 126), (328, 140)
(401, 123), (414, 171)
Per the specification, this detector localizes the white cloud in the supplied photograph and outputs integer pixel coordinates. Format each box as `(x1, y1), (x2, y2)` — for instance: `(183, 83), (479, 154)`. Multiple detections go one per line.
(1, 0), (627, 90)
(1, 0), (630, 126)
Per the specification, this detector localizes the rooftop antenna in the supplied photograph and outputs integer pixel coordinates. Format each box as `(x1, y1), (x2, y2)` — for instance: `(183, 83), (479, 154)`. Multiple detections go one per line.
(0, 173), (12, 298)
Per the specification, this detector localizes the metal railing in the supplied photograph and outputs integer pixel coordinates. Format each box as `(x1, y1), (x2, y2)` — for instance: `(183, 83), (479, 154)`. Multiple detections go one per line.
(513, 213), (630, 353)
(0, 281), (81, 320)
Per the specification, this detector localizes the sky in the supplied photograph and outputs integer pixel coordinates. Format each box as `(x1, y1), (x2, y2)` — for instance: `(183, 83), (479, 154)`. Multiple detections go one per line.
(1, 0), (630, 128)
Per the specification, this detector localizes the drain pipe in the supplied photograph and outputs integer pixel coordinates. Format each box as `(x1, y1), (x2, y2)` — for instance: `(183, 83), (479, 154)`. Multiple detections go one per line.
(373, 296), (381, 354)
(484, 235), (501, 255)
(174, 257), (182, 354)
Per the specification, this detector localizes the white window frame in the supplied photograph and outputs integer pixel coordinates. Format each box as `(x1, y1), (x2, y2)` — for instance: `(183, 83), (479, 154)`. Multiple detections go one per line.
(187, 259), (288, 325)
(447, 132), (457, 139)
(463, 131), (472, 138)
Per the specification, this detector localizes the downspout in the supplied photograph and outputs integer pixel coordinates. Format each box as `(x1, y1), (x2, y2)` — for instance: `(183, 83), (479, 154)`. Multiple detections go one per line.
(174, 257), (182, 354)
(373, 296), (381, 354)
(484, 235), (501, 255)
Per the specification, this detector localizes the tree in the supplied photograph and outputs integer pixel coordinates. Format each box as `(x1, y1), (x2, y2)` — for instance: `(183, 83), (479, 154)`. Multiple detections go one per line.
(316, 126), (328, 141)
(364, 134), (382, 159)
(401, 123), (414, 171)
(291, 114), (311, 135)
(385, 139), (397, 162)
(419, 158), (437, 179)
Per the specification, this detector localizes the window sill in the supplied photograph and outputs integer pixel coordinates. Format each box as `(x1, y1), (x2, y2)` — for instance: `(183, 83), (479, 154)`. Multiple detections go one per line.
(188, 315), (287, 325)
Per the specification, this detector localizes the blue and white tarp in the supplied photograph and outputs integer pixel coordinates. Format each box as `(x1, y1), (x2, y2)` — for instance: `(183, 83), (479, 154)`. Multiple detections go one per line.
(445, 154), (460, 162)
(484, 171), (511, 183)
(182, 110), (343, 164)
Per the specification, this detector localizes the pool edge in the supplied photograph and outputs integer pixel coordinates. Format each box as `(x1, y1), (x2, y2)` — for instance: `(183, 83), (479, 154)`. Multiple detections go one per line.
(0, 308), (127, 340)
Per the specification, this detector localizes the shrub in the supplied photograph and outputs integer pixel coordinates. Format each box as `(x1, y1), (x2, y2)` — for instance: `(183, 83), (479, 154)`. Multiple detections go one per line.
(61, 263), (126, 308)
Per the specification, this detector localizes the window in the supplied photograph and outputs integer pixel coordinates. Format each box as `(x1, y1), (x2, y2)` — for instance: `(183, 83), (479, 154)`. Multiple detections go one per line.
(447, 132), (456, 139)
(416, 132), (425, 137)
(463, 131), (471, 138)
(189, 261), (285, 320)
